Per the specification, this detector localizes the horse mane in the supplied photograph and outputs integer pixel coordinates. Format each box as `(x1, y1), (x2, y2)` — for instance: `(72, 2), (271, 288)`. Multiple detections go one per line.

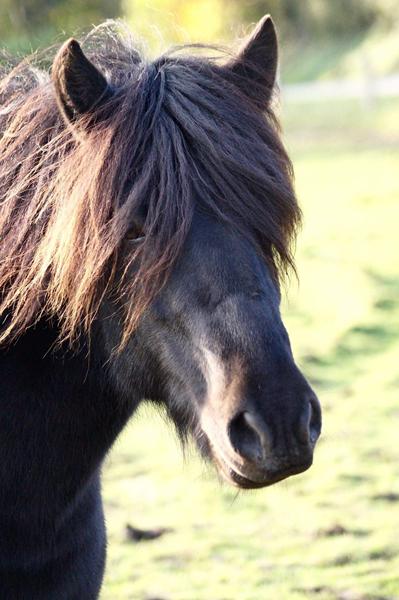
(0, 22), (300, 348)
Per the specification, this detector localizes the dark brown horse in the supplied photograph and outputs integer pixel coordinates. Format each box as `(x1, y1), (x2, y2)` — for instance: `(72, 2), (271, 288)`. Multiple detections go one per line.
(0, 16), (321, 599)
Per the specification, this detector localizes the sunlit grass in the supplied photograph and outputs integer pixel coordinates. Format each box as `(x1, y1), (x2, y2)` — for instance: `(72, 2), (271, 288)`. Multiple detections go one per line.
(101, 97), (399, 600)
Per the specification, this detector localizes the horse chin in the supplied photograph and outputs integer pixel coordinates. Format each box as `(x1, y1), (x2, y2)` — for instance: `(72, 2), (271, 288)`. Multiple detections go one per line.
(212, 453), (271, 489)
(197, 432), (271, 490)
(212, 451), (311, 489)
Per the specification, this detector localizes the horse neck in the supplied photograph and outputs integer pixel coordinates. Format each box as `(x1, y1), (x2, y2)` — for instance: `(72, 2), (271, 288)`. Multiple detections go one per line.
(0, 318), (133, 519)
(0, 319), (136, 595)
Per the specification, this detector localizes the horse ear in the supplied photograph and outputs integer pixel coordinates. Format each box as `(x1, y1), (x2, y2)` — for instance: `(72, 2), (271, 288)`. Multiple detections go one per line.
(227, 15), (278, 108)
(52, 38), (112, 123)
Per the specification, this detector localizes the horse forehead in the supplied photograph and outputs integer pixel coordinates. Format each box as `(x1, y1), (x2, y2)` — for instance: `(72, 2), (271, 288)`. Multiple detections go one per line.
(184, 213), (254, 264)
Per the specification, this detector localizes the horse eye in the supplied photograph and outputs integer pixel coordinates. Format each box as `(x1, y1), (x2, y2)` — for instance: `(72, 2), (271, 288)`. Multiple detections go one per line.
(126, 222), (145, 243)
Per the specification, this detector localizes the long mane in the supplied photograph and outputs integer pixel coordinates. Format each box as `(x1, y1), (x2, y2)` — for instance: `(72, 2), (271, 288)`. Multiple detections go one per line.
(0, 23), (300, 348)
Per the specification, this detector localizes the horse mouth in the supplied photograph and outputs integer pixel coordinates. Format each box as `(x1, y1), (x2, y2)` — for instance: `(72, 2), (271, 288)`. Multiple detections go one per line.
(225, 467), (270, 489)
(225, 462), (312, 489)
(198, 426), (314, 489)
(210, 444), (312, 490)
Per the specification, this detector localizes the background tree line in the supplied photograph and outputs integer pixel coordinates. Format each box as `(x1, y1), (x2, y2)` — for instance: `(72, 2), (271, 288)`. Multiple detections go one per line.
(1, 1), (398, 84)
(1, 0), (396, 49)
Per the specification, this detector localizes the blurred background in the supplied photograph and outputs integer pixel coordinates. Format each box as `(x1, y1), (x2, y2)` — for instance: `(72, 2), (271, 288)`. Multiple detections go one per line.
(2, 1), (398, 599)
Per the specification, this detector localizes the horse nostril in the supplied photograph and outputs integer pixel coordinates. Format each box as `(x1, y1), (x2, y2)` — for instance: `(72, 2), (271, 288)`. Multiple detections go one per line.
(228, 411), (272, 464)
(309, 395), (322, 444)
(298, 397), (321, 446)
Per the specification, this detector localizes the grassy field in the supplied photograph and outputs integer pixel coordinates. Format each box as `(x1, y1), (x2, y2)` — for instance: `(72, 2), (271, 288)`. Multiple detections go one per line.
(100, 97), (399, 600)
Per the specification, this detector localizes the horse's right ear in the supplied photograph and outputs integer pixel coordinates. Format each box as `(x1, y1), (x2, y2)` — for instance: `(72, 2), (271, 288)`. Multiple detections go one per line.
(226, 15), (278, 109)
(52, 39), (112, 124)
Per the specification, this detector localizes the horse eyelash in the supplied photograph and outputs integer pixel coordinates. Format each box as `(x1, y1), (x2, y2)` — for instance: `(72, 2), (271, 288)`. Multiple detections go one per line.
(126, 235), (145, 245)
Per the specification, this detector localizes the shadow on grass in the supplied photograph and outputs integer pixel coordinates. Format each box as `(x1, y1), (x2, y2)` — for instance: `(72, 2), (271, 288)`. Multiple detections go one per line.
(296, 586), (394, 600)
(301, 272), (399, 390)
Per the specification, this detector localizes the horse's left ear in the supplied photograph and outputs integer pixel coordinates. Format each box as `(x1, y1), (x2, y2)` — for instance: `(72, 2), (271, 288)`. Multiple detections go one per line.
(52, 38), (112, 124)
(227, 15), (278, 108)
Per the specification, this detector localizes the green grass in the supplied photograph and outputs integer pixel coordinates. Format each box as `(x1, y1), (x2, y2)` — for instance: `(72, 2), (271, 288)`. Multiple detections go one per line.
(100, 97), (399, 600)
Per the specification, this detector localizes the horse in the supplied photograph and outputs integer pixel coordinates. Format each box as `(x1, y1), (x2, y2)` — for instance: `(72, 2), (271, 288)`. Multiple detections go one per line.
(0, 15), (321, 599)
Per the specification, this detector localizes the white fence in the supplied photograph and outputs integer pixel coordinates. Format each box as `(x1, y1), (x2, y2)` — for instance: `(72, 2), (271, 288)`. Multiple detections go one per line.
(282, 73), (399, 104)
